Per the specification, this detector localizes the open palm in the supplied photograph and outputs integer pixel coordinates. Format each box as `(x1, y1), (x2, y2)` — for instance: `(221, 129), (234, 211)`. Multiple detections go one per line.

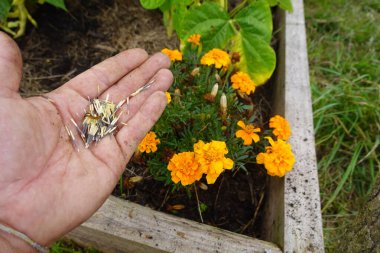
(0, 32), (173, 246)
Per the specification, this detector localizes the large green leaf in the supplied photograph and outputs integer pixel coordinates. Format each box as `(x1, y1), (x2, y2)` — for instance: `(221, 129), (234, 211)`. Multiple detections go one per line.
(266, 0), (277, 5)
(180, 2), (235, 49)
(45, 0), (67, 10)
(140, 0), (166, 10)
(159, 0), (193, 37)
(0, 0), (11, 22)
(233, 1), (275, 85)
(278, 0), (293, 12)
(231, 30), (276, 85)
(265, 0), (293, 11)
(171, 0), (193, 35)
(234, 1), (273, 43)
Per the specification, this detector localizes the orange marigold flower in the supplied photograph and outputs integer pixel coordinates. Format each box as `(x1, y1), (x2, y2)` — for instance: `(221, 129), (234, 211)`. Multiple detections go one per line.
(138, 131), (160, 153)
(165, 92), (171, 104)
(231, 71), (256, 95)
(161, 48), (182, 62)
(235, 121), (261, 145)
(187, 34), (201, 46)
(167, 152), (203, 186)
(256, 137), (295, 177)
(269, 115), (291, 141)
(194, 140), (234, 184)
(200, 49), (231, 69)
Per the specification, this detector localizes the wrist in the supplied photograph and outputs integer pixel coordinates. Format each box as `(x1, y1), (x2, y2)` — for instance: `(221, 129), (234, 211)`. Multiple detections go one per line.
(0, 228), (36, 253)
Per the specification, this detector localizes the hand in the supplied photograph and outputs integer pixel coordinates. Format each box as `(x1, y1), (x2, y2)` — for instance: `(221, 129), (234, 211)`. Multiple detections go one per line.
(0, 32), (173, 247)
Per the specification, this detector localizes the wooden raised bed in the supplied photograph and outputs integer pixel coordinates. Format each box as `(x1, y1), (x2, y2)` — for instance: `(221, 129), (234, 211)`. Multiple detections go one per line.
(66, 0), (324, 252)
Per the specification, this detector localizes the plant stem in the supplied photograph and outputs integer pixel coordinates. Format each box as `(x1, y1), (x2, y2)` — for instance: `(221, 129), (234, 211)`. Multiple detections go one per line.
(229, 0), (247, 18)
(194, 184), (204, 223)
(119, 175), (123, 195)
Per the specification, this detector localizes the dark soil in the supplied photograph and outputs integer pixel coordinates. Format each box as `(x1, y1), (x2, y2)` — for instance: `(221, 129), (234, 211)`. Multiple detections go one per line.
(116, 163), (268, 237)
(18, 0), (178, 96)
(16, 0), (270, 240)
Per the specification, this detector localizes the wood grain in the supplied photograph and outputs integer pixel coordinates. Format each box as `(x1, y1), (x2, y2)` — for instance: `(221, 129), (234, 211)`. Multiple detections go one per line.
(66, 196), (281, 253)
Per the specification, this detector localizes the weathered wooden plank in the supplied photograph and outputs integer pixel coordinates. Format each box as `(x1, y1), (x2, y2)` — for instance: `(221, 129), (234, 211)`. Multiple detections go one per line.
(262, 0), (325, 252)
(66, 196), (282, 253)
(283, 1), (324, 252)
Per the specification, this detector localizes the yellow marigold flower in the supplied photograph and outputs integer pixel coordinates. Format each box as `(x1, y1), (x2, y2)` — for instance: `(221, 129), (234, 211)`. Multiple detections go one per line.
(161, 48), (182, 62)
(256, 137), (295, 177)
(187, 34), (201, 46)
(165, 92), (171, 104)
(269, 115), (291, 141)
(200, 49), (231, 69)
(235, 121), (261, 145)
(167, 152), (203, 186)
(231, 71), (256, 95)
(194, 140), (234, 184)
(138, 131), (160, 153)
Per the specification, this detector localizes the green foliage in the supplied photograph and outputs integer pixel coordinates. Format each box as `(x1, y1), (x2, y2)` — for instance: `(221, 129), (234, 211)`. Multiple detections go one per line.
(180, 1), (275, 85)
(45, 0), (66, 10)
(0, 0), (11, 22)
(265, 0), (293, 11)
(159, 0), (193, 37)
(199, 202), (208, 213)
(305, 0), (380, 251)
(50, 239), (100, 253)
(139, 0), (287, 85)
(231, 2), (276, 85)
(180, 3), (233, 47)
(142, 45), (288, 188)
(147, 54), (245, 183)
(140, 0), (166, 9)
(0, 0), (67, 38)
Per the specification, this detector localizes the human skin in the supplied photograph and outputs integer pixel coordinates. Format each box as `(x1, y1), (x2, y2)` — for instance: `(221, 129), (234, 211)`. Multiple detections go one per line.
(0, 31), (173, 252)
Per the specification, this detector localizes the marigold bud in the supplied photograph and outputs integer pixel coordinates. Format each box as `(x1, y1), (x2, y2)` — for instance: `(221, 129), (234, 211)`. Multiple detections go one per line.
(191, 67), (200, 76)
(197, 181), (208, 191)
(204, 84), (219, 103)
(231, 52), (240, 63)
(211, 83), (219, 98)
(215, 73), (221, 83)
(220, 93), (227, 115)
(174, 88), (181, 103)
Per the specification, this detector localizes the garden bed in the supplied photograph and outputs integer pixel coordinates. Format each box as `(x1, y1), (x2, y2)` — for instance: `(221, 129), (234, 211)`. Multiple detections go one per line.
(17, 0), (324, 252)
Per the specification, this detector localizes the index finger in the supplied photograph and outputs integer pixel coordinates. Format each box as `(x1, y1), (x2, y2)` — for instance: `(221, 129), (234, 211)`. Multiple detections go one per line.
(55, 48), (149, 99)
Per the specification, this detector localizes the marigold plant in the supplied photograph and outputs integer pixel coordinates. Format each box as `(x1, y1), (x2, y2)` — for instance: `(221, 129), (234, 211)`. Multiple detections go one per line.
(136, 38), (295, 189)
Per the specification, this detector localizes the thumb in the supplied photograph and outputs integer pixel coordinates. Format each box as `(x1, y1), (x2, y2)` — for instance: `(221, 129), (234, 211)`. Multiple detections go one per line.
(0, 32), (22, 98)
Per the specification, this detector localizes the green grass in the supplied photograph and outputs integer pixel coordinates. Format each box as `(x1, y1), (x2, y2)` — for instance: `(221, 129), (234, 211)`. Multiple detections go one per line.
(49, 240), (100, 253)
(304, 0), (380, 251)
